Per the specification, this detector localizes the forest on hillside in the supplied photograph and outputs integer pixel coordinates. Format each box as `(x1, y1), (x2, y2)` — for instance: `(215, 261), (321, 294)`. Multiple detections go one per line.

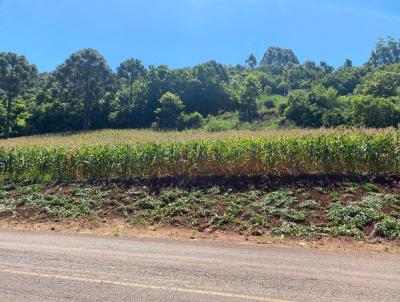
(0, 36), (400, 138)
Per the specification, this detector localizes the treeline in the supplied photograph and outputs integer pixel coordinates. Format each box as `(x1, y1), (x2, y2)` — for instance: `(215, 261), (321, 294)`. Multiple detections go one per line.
(1, 36), (400, 138)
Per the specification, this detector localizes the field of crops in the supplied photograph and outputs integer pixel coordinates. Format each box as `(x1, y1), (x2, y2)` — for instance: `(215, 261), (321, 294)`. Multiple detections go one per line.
(0, 128), (341, 148)
(1, 129), (400, 182)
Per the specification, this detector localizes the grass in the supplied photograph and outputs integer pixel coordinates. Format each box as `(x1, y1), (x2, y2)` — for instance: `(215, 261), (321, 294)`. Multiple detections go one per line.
(0, 128), (394, 148)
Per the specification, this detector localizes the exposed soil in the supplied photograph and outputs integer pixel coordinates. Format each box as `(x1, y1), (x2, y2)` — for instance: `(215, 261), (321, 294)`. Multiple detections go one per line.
(61, 173), (400, 192)
(1, 176), (400, 251)
(1, 218), (399, 254)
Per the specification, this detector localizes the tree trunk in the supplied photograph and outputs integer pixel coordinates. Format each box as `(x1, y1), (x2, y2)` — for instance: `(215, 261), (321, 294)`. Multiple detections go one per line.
(4, 95), (13, 139)
(129, 81), (133, 105)
(83, 104), (89, 131)
(83, 97), (92, 131)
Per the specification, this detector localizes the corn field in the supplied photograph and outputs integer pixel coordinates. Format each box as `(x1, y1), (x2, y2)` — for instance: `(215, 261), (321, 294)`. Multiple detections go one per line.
(1, 132), (400, 182)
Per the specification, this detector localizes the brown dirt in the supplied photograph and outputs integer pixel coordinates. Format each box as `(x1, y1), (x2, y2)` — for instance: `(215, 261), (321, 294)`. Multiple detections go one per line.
(1, 218), (399, 255)
(60, 173), (400, 192)
(2, 177), (400, 247)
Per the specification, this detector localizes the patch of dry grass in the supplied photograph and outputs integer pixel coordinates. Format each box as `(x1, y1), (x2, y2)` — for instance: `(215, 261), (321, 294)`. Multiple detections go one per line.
(0, 128), (393, 148)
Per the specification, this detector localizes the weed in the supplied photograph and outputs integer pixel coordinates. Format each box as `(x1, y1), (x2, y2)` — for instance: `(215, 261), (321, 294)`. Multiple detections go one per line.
(375, 217), (400, 238)
(314, 186), (326, 194)
(328, 226), (364, 239)
(330, 191), (341, 202)
(264, 191), (296, 208)
(89, 215), (100, 229)
(343, 182), (358, 194)
(362, 183), (380, 193)
(0, 190), (8, 198)
(207, 186), (221, 194)
(328, 194), (392, 237)
(166, 197), (192, 216)
(250, 214), (267, 227)
(299, 199), (320, 209)
(276, 208), (308, 223)
(270, 222), (317, 237)
(138, 194), (160, 210)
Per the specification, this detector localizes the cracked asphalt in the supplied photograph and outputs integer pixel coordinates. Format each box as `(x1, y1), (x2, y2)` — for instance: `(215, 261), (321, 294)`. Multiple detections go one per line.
(0, 229), (399, 301)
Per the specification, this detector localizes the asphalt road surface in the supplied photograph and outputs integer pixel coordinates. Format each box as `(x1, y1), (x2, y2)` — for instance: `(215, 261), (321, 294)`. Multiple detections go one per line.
(0, 230), (399, 302)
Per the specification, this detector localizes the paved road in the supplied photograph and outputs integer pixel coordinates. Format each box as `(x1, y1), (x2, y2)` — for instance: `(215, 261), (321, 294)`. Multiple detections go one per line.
(0, 230), (399, 302)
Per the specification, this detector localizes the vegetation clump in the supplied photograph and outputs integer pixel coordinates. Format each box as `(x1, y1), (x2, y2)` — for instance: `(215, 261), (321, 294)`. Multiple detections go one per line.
(1, 37), (400, 137)
(1, 131), (400, 182)
(1, 181), (400, 240)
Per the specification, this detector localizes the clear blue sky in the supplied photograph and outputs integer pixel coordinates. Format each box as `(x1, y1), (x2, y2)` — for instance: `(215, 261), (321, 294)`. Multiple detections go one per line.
(1, 0), (399, 72)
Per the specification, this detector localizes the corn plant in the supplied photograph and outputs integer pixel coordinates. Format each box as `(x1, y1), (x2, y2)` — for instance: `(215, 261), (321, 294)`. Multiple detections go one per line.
(1, 131), (400, 182)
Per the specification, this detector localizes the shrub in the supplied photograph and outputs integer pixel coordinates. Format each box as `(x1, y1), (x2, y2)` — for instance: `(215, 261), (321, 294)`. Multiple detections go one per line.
(204, 118), (237, 132)
(178, 112), (204, 130)
(375, 217), (400, 238)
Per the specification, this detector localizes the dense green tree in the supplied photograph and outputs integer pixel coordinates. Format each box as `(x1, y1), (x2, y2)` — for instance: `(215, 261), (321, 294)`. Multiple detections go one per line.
(304, 61), (317, 70)
(321, 66), (366, 95)
(28, 99), (70, 133)
(284, 63), (324, 91)
(187, 61), (233, 115)
(355, 64), (400, 97)
(239, 75), (261, 121)
(320, 61), (334, 74)
(368, 36), (400, 67)
(285, 90), (317, 127)
(285, 84), (338, 127)
(321, 108), (348, 128)
(0, 52), (37, 138)
(178, 112), (204, 130)
(2, 38), (400, 137)
(343, 58), (353, 68)
(155, 92), (184, 129)
(117, 58), (146, 105)
(109, 78), (148, 128)
(260, 47), (299, 67)
(350, 95), (399, 127)
(142, 65), (176, 126)
(55, 49), (114, 130)
(245, 54), (257, 69)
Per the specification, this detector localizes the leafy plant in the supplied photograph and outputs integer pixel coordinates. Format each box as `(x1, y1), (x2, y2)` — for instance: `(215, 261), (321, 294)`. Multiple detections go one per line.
(264, 191), (296, 208)
(375, 217), (400, 238)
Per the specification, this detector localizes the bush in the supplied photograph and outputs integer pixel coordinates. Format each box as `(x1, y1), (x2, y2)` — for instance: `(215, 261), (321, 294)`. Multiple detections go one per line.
(263, 99), (275, 109)
(155, 92), (184, 129)
(349, 95), (399, 128)
(375, 217), (400, 238)
(178, 112), (204, 130)
(204, 117), (238, 132)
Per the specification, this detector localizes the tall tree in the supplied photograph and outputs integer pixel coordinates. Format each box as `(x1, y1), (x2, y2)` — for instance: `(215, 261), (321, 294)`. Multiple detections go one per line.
(260, 47), (299, 67)
(245, 54), (257, 69)
(350, 95), (399, 127)
(354, 63), (400, 97)
(343, 58), (353, 68)
(117, 58), (146, 105)
(319, 61), (334, 74)
(368, 36), (400, 67)
(187, 61), (232, 115)
(0, 52), (37, 138)
(55, 49), (114, 130)
(239, 75), (261, 121)
(285, 84), (338, 127)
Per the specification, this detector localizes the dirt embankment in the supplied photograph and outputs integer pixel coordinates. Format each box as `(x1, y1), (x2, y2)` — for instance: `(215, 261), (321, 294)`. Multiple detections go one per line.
(1, 174), (400, 252)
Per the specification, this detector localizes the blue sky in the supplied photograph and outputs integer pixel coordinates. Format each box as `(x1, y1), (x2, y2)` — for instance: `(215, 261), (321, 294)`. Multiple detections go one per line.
(0, 0), (399, 72)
